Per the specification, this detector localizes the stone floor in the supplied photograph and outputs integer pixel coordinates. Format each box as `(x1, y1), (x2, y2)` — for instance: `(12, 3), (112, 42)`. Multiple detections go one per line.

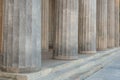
(41, 49), (113, 70)
(0, 48), (119, 80)
(85, 53), (120, 80)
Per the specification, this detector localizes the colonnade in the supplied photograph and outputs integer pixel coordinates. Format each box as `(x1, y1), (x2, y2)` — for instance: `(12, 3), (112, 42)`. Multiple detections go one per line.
(0, 0), (119, 73)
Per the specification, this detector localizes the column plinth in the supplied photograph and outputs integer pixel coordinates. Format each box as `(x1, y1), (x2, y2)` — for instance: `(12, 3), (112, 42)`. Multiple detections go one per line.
(97, 0), (107, 51)
(54, 0), (79, 60)
(2, 0), (41, 73)
(79, 0), (96, 54)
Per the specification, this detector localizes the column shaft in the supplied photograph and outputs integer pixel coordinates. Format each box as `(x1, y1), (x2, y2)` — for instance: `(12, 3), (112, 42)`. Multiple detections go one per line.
(41, 0), (49, 52)
(96, 0), (107, 50)
(2, 0), (41, 73)
(0, 0), (3, 53)
(115, 0), (119, 47)
(79, 0), (96, 54)
(49, 0), (55, 48)
(107, 0), (115, 48)
(54, 0), (78, 60)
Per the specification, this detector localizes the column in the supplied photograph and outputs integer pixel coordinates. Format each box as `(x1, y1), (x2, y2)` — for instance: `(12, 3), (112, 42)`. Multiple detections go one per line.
(2, 0), (41, 73)
(0, 0), (2, 53)
(41, 0), (49, 52)
(79, 0), (96, 54)
(115, 0), (119, 47)
(54, 0), (78, 60)
(107, 0), (115, 48)
(49, 0), (55, 48)
(96, 0), (107, 50)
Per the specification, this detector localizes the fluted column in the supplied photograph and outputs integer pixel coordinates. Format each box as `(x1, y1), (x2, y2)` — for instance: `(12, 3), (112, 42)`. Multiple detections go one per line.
(41, 0), (49, 53)
(96, 0), (107, 50)
(2, 0), (41, 73)
(115, 0), (119, 47)
(49, 0), (55, 48)
(79, 0), (96, 54)
(54, 0), (78, 60)
(0, 0), (2, 53)
(107, 0), (115, 48)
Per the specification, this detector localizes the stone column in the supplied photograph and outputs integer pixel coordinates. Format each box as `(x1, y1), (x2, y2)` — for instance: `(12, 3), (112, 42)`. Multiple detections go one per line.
(49, 0), (55, 48)
(0, 0), (3, 53)
(96, 0), (107, 50)
(54, 0), (78, 60)
(79, 0), (96, 54)
(107, 0), (115, 48)
(2, 0), (41, 73)
(115, 0), (119, 47)
(41, 0), (49, 52)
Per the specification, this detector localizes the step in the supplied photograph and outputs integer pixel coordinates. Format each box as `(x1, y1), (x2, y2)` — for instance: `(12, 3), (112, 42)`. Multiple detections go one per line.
(27, 48), (120, 80)
(0, 78), (12, 80)
(71, 50), (120, 80)
(0, 48), (119, 80)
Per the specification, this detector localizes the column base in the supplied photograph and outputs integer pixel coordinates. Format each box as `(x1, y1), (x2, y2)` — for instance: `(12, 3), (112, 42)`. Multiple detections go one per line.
(107, 47), (115, 49)
(1, 66), (41, 73)
(97, 48), (108, 51)
(42, 49), (53, 59)
(54, 55), (78, 60)
(42, 49), (49, 53)
(79, 51), (96, 54)
(115, 46), (119, 47)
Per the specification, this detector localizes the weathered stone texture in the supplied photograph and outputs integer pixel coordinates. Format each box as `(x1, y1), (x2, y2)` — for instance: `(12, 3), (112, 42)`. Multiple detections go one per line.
(54, 0), (79, 59)
(49, 0), (55, 48)
(41, 0), (49, 53)
(79, 0), (96, 54)
(0, 0), (3, 53)
(107, 0), (115, 48)
(96, 0), (107, 50)
(2, 0), (41, 73)
(115, 0), (119, 47)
